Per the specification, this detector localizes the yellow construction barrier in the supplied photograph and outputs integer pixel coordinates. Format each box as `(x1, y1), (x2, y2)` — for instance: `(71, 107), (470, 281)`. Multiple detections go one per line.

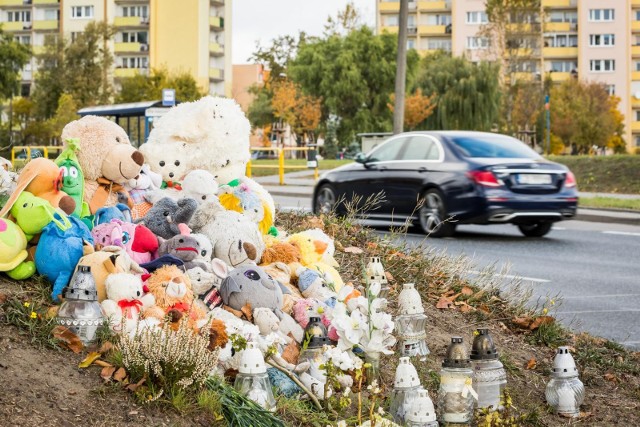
(246, 147), (319, 185)
(10, 146), (64, 168)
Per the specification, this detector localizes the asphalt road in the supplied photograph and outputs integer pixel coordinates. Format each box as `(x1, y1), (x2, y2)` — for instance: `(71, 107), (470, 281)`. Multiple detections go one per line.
(273, 194), (640, 349)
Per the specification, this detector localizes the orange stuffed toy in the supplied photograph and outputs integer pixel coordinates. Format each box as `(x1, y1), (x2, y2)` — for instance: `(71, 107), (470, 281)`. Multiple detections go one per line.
(0, 158), (75, 218)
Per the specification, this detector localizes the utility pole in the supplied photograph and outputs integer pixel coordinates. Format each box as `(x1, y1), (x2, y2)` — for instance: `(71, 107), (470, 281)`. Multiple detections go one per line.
(393, 0), (409, 134)
(545, 94), (550, 155)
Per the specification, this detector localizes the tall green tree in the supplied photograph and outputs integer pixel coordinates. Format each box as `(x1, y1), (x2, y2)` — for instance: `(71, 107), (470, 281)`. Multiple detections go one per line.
(32, 22), (115, 118)
(116, 68), (206, 103)
(290, 27), (418, 145)
(415, 52), (501, 131)
(0, 27), (31, 102)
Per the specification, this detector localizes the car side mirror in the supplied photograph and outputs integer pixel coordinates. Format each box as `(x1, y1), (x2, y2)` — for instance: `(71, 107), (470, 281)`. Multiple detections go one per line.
(354, 152), (367, 164)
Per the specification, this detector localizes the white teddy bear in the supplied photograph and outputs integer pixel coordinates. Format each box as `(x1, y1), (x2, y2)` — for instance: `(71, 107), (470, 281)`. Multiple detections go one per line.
(101, 273), (155, 335)
(189, 258), (229, 312)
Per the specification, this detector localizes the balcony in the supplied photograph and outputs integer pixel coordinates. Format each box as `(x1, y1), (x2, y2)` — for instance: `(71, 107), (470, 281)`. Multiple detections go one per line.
(542, 47), (578, 58)
(209, 68), (224, 81)
(33, 19), (58, 30)
(542, 0), (576, 7)
(115, 68), (148, 78)
(32, 45), (45, 54)
(417, 1), (450, 11)
(1, 21), (31, 31)
(633, 0), (640, 7)
(210, 0), (224, 5)
(633, 46), (640, 57)
(209, 42), (224, 56)
(506, 22), (541, 33)
(209, 15), (224, 30)
(0, 0), (27, 6)
(114, 42), (149, 53)
(114, 16), (147, 27)
(379, 2), (399, 12)
(632, 122), (640, 133)
(381, 26), (398, 34)
(633, 21), (640, 33)
(547, 71), (570, 82)
(632, 71), (640, 81)
(418, 24), (447, 35)
(33, 0), (59, 4)
(633, 97), (640, 108)
(544, 22), (573, 32)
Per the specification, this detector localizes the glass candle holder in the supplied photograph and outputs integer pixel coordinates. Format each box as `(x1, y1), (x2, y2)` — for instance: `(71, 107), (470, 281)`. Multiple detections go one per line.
(234, 341), (276, 412)
(438, 337), (475, 425)
(545, 346), (584, 418)
(390, 357), (422, 424)
(471, 329), (506, 410)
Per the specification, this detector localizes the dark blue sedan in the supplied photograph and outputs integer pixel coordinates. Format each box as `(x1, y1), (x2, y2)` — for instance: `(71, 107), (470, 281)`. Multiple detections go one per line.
(312, 131), (577, 237)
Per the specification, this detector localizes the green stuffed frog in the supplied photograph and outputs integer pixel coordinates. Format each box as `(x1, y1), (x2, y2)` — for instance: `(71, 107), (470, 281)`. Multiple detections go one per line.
(10, 191), (71, 241)
(55, 138), (91, 219)
(0, 217), (35, 280)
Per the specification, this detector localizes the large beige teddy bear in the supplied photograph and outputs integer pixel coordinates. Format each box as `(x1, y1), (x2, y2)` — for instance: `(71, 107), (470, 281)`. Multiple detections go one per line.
(140, 96), (275, 219)
(61, 116), (145, 214)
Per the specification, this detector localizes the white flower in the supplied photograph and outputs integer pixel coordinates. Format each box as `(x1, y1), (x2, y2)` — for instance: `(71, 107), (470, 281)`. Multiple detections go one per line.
(325, 347), (356, 371)
(361, 329), (397, 355)
(332, 309), (368, 351)
(377, 406), (385, 415)
(369, 281), (381, 297)
(346, 295), (368, 314)
(337, 285), (354, 302)
(370, 310), (394, 333)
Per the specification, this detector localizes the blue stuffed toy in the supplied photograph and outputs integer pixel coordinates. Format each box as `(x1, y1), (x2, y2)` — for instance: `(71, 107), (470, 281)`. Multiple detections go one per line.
(35, 213), (93, 302)
(94, 203), (132, 226)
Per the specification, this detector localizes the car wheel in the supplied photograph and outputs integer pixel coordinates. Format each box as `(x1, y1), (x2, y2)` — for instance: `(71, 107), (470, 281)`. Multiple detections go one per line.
(314, 184), (337, 215)
(418, 189), (456, 237)
(517, 222), (553, 237)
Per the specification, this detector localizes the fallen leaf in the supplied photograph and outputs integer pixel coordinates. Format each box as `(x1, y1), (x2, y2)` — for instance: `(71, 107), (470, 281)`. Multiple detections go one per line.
(384, 271), (394, 283)
(125, 378), (146, 392)
(461, 286), (474, 296)
(578, 412), (593, 419)
(94, 360), (113, 368)
(334, 241), (344, 251)
(456, 302), (474, 313)
(528, 316), (555, 331)
(100, 366), (116, 381)
(302, 216), (324, 230)
(343, 246), (363, 254)
(45, 306), (59, 319)
(512, 316), (533, 329)
(478, 304), (491, 315)
(525, 358), (537, 370)
(436, 295), (454, 309)
(603, 372), (618, 383)
(281, 339), (300, 365)
(98, 341), (113, 354)
(366, 242), (378, 250)
(113, 367), (127, 382)
(78, 352), (102, 368)
(0, 292), (7, 304)
(52, 326), (84, 353)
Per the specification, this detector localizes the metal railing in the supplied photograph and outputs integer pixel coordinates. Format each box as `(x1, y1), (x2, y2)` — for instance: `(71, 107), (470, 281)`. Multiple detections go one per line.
(10, 145), (64, 168)
(246, 146), (319, 185)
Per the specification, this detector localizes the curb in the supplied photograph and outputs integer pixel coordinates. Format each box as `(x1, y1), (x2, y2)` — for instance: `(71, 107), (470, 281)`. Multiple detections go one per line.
(575, 209), (640, 226)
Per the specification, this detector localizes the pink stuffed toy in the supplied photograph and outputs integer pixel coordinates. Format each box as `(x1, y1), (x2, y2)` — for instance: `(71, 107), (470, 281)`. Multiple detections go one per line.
(92, 219), (159, 264)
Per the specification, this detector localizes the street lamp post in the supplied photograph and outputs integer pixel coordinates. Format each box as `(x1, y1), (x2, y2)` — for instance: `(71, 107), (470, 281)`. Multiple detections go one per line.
(393, 0), (409, 134)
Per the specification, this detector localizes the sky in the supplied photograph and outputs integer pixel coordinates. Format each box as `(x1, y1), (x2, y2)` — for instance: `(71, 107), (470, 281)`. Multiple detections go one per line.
(232, 0), (376, 64)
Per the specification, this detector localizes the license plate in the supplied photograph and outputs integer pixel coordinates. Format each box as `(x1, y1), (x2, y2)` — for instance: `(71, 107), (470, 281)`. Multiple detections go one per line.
(516, 174), (552, 185)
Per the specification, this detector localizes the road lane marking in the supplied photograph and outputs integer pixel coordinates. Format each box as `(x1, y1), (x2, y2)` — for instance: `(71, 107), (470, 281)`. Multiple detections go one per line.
(552, 226), (566, 230)
(468, 271), (550, 283)
(602, 231), (640, 237)
(562, 293), (640, 299)
(560, 309), (640, 314)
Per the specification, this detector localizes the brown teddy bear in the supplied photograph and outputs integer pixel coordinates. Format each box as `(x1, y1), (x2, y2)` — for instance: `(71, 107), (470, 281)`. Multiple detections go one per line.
(60, 116), (144, 214)
(142, 265), (205, 329)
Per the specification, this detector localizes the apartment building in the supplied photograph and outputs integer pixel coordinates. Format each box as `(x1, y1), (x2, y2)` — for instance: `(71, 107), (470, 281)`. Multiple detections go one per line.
(0, 0), (232, 98)
(377, 0), (640, 152)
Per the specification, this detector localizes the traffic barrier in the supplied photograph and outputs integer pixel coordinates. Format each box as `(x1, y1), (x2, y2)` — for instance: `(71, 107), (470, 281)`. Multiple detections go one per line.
(10, 146), (64, 168)
(246, 147), (319, 185)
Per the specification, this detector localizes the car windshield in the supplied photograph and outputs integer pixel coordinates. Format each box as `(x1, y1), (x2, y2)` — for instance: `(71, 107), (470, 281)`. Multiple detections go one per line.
(449, 135), (541, 159)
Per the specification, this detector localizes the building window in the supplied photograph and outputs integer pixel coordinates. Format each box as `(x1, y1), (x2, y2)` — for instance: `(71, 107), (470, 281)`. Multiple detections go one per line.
(549, 11), (577, 23)
(383, 14), (398, 26)
(635, 110), (640, 121)
(44, 8), (58, 20)
(421, 37), (451, 51)
(466, 11), (488, 24)
(636, 10), (640, 21)
(635, 136), (640, 147)
(544, 34), (577, 47)
(589, 9), (614, 22)
(467, 37), (489, 50)
(421, 13), (451, 26)
(71, 6), (94, 19)
(590, 60), (615, 72)
(8, 10), (31, 22)
(120, 56), (149, 69)
(589, 34), (615, 47)
(121, 31), (148, 44)
(606, 85), (615, 96)
(122, 5), (149, 18)
(634, 61), (640, 71)
(14, 35), (31, 44)
(407, 38), (416, 49)
(549, 61), (577, 73)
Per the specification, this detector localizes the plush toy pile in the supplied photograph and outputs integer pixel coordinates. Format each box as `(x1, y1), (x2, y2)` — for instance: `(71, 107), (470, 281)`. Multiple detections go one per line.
(0, 96), (361, 406)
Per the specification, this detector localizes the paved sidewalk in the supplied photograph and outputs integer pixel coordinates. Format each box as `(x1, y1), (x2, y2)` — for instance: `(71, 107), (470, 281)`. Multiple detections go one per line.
(255, 171), (640, 225)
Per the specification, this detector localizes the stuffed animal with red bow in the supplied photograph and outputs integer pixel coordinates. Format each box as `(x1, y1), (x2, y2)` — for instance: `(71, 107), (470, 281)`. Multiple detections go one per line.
(101, 273), (155, 335)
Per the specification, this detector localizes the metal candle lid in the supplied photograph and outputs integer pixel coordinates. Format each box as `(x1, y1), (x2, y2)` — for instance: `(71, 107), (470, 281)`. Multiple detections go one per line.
(305, 317), (330, 349)
(551, 346), (579, 379)
(63, 265), (98, 301)
(443, 336), (471, 368)
(394, 357), (421, 388)
(470, 328), (499, 360)
(239, 341), (267, 374)
(398, 283), (425, 315)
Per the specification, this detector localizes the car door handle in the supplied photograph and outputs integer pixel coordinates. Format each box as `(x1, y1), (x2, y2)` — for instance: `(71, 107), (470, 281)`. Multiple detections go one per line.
(380, 166), (388, 171)
(418, 167), (428, 172)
